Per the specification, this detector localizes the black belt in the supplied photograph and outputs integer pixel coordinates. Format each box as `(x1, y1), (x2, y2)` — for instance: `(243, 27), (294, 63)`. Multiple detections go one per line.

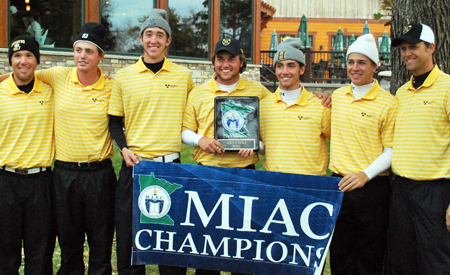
(55, 158), (112, 169)
(1, 166), (48, 175)
(199, 163), (255, 170)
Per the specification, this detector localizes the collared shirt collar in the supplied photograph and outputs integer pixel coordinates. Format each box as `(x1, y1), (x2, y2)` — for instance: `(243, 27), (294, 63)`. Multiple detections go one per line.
(136, 56), (171, 74)
(209, 74), (245, 93)
(6, 73), (42, 95)
(70, 67), (106, 89)
(274, 85), (308, 106)
(407, 65), (440, 91)
(345, 79), (381, 100)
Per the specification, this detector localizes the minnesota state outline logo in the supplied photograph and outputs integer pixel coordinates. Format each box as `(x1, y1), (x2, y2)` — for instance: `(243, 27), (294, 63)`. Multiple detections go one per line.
(138, 173), (182, 225)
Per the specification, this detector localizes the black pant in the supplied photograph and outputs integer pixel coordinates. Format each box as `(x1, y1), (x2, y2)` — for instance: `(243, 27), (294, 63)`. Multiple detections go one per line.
(330, 175), (391, 275)
(53, 159), (116, 275)
(388, 176), (450, 275)
(0, 169), (55, 275)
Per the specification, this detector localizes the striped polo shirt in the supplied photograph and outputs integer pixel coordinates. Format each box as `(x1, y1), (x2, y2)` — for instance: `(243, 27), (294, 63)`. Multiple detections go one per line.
(108, 57), (194, 158)
(329, 80), (398, 176)
(260, 87), (331, 175)
(0, 74), (54, 169)
(392, 66), (450, 180)
(182, 75), (270, 168)
(36, 67), (114, 162)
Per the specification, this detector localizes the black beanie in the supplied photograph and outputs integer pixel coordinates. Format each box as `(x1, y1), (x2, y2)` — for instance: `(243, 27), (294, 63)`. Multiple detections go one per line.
(73, 22), (107, 52)
(9, 35), (40, 65)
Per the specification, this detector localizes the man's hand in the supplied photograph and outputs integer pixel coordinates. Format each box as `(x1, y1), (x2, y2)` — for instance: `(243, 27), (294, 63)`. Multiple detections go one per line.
(122, 147), (141, 167)
(198, 137), (225, 154)
(338, 172), (369, 192)
(238, 149), (255, 158)
(446, 204), (450, 232)
(316, 92), (332, 108)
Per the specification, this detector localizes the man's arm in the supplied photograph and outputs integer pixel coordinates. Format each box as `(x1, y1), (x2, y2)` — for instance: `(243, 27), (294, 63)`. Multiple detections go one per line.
(339, 147), (393, 192)
(108, 115), (140, 167)
(446, 204), (450, 232)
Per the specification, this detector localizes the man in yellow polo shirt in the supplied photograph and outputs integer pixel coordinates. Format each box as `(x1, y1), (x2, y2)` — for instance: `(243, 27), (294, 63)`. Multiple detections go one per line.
(328, 34), (398, 275)
(389, 23), (450, 274)
(108, 9), (194, 275)
(181, 37), (270, 275)
(0, 36), (54, 274)
(182, 38), (270, 171)
(34, 23), (116, 274)
(259, 38), (331, 175)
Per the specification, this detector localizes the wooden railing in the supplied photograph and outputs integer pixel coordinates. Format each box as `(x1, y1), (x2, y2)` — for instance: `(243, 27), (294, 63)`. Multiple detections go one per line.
(260, 49), (392, 84)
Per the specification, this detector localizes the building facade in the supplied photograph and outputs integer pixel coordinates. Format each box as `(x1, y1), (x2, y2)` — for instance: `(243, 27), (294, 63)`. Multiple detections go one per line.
(1, 0), (277, 81)
(261, 0), (390, 52)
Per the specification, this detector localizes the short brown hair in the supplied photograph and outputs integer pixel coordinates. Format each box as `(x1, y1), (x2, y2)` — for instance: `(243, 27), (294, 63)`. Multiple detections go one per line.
(212, 53), (247, 74)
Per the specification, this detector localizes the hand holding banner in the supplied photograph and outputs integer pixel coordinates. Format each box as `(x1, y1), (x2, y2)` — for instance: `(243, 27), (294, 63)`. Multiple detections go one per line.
(132, 162), (343, 275)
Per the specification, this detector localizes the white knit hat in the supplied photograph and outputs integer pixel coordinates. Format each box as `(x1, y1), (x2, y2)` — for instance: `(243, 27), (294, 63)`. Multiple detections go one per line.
(346, 34), (379, 64)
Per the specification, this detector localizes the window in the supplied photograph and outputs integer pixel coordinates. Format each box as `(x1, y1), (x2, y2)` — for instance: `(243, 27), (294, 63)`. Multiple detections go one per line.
(331, 35), (358, 49)
(101, 0), (155, 53)
(9, 0), (83, 48)
(168, 0), (210, 59)
(220, 0), (253, 61)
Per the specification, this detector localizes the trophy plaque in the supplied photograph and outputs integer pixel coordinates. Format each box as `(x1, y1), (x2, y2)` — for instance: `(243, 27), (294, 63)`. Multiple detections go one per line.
(214, 96), (259, 151)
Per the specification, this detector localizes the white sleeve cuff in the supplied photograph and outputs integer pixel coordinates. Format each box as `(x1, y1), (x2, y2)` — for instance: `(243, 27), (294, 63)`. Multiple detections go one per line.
(363, 147), (393, 180)
(182, 129), (203, 147)
(258, 140), (265, 155)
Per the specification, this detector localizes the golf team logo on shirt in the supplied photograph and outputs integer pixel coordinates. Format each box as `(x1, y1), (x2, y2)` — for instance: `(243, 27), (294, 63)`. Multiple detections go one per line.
(361, 112), (375, 118)
(298, 116), (312, 120)
(165, 84), (178, 89)
(138, 172), (182, 225)
(92, 98), (105, 102)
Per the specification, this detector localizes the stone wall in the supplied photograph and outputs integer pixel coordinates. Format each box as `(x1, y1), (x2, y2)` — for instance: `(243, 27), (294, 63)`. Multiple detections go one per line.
(0, 48), (261, 86)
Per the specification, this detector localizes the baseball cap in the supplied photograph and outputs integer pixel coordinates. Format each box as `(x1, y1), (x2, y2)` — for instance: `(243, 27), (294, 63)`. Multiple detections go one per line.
(213, 38), (244, 57)
(392, 23), (435, 47)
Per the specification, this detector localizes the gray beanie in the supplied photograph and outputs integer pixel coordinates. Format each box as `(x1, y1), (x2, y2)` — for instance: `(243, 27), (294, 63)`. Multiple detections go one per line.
(140, 9), (171, 37)
(273, 38), (305, 66)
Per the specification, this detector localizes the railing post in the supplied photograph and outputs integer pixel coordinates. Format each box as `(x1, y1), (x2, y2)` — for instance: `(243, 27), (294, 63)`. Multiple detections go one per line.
(303, 47), (312, 83)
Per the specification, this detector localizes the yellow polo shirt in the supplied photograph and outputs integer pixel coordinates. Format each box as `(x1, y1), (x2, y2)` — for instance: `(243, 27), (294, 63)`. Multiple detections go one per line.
(182, 75), (270, 167)
(392, 66), (450, 180)
(260, 87), (331, 175)
(0, 74), (54, 169)
(108, 57), (194, 158)
(36, 67), (114, 162)
(330, 80), (398, 176)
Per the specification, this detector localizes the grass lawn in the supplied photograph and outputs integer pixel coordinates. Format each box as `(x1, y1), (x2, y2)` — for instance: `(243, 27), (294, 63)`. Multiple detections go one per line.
(19, 145), (331, 274)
